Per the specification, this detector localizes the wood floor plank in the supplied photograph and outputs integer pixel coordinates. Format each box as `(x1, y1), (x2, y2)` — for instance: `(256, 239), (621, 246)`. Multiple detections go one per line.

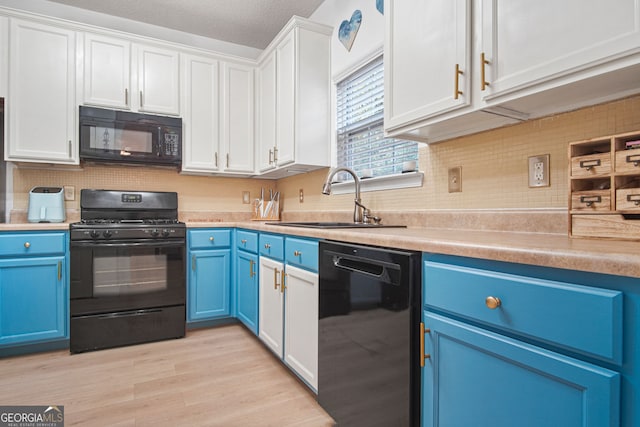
(0, 325), (334, 426)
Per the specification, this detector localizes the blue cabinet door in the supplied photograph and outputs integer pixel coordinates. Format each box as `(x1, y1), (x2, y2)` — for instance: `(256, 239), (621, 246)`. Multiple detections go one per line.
(422, 311), (620, 427)
(0, 256), (67, 346)
(188, 249), (230, 321)
(236, 250), (258, 334)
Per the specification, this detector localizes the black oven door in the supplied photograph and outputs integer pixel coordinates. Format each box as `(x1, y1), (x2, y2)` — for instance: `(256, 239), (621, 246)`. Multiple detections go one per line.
(70, 240), (185, 316)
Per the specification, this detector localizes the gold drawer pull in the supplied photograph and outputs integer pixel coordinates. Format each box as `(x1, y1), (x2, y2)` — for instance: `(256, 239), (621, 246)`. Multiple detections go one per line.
(420, 322), (431, 367)
(580, 195), (602, 207)
(273, 268), (279, 290)
(281, 270), (286, 293)
(24, 242), (30, 248)
(485, 296), (501, 310)
(249, 259), (256, 278)
(241, 239), (247, 244)
(626, 154), (640, 167)
(293, 250), (302, 257)
(264, 243), (271, 249)
(579, 159), (601, 170)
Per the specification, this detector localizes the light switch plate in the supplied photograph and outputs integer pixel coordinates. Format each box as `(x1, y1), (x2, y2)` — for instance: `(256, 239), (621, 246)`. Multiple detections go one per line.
(448, 167), (462, 193)
(528, 154), (550, 187)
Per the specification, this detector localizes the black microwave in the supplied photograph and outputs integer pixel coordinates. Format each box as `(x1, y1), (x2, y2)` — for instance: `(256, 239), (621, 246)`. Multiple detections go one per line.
(79, 106), (182, 167)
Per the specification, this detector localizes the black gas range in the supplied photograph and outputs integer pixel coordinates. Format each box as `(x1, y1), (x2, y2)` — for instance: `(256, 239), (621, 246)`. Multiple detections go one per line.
(69, 189), (186, 353)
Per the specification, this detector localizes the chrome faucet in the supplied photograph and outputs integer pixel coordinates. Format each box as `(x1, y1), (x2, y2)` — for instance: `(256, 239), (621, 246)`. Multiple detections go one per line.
(322, 167), (364, 223)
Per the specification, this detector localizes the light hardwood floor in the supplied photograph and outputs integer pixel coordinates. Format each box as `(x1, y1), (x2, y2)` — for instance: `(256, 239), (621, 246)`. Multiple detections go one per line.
(0, 325), (334, 426)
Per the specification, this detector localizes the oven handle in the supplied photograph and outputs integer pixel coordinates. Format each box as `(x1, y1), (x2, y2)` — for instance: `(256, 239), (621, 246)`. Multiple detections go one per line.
(70, 240), (185, 249)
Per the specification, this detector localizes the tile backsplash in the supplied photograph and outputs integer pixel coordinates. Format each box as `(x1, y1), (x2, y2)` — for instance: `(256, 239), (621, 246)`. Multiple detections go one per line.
(11, 95), (640, 223)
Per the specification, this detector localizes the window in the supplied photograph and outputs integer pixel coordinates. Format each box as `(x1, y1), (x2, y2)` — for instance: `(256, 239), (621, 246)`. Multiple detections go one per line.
(336, 55), (418, 183)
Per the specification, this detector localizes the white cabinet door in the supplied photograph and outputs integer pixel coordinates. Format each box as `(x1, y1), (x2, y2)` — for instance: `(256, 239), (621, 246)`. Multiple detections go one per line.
(222, 62), (254, 173)
(7, 19), (77, 164)
(83, 33), (130, 109)
(384, 0), (470, 131)
(284, 265), (318, 390)
(257, 52), (277, 173)
(275, 31), (295, 167)
(480, 0), (640, 102)
(181, 54), (221, 173)
(136, 44), (180, 115)
(259, 256), (284, 358)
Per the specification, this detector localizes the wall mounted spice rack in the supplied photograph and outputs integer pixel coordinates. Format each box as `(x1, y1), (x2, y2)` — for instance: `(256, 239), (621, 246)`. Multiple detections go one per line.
(569, 130), (640, 239)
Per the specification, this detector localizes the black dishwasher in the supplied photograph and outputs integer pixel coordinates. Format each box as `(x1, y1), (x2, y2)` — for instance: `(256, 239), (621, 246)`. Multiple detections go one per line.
(318, 240), (421, 426)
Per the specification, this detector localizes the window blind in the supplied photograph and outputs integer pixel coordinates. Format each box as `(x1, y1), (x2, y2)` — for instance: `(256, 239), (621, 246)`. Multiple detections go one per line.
(336, 56), (417, 181)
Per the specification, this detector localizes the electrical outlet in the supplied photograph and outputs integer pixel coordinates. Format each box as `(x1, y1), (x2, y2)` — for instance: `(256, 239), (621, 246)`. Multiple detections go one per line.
(528, 154), (550, 187)
(448, 167), (462, 193)
(63, 185), (75, 201)
(299, 188), (304, 203)
(242, 191), (250, 204)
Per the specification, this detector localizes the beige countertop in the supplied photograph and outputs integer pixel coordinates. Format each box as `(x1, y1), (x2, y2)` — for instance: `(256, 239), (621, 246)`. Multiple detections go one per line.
(189, 221), (640, 279)
(2, 220), (638, 279)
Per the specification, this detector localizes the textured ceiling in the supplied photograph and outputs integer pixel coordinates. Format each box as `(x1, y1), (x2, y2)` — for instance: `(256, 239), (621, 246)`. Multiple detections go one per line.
(47, 0), (326, 49)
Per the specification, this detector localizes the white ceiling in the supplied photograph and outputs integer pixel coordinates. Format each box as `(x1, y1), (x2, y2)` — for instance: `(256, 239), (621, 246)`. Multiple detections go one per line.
(46, 0), (326, 49)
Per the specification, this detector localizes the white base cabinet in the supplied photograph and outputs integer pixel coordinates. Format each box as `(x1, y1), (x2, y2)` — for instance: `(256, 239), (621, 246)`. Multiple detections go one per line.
(259, 255), (284, 357)
(283, 264), (318, 390)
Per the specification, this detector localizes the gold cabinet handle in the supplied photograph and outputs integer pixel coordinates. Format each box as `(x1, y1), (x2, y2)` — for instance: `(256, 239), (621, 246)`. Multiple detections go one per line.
(273, 268), (279, 290)
(480, 52), (490, 91)
(281, 270), (286, 293)
(454, 63), (463, 99)
(241, 239), (247, 245)
(24, 242), (30, 248)
(269, 149), (274, 164)
(420, 322), (431, 367)
(226, 153), (230, 168)
(58, 261), (62, 281)
(249, 259), (256, 278)
(264, 243), (271, 249)
(140, 91), (143, 107)
(215, 152), (218, 167)
(485, 296), (501, 309)
(192, 254), (196, 271)
(209, 236), (215, 242)
(293, 250), (302, 257)
(273, 147), (279, 163)
(125, 88), (128, 105)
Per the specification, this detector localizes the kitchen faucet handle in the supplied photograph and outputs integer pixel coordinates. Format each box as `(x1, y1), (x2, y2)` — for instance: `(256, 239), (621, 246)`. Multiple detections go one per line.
(363, 209), (382, 225)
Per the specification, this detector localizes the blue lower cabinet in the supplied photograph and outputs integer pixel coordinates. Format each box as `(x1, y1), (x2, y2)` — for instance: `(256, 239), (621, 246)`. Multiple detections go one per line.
(0, 256), (67, 347)
(422, 311), (620, 427)
(187, 249), (231, 321)
(236, 250), (258, 334)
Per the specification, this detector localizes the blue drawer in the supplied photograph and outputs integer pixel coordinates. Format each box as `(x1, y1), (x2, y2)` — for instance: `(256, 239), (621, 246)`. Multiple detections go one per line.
(189, 229), (231, 249)
(259, 233), (284, 261)
(236, 230), (258, 253)
(424, 260), (623, 364)
(285, 237), (318, 272)
(0, 232), (66, 257)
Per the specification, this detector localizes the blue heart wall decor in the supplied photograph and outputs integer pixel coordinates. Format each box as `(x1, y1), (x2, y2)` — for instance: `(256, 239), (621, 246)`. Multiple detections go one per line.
(376, 0), (383, 14)
(338, 10), (362, 52)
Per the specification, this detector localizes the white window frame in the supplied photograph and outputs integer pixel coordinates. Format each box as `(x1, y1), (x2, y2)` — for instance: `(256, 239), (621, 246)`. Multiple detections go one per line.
(330, 48), (423, 195)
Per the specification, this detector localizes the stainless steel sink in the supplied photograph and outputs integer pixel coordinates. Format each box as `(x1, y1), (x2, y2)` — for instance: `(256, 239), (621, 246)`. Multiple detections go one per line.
(266, 221), (406, 229)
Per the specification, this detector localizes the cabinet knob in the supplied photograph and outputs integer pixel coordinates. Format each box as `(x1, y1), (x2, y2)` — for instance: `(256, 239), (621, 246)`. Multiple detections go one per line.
(24, 242), (30, 248)
(264, 243), (271, 249)
(293, 250), (302, 256)
(485, 296), (501, 310)
(209, 236), (214, 242)
(241, 239), (247, 244)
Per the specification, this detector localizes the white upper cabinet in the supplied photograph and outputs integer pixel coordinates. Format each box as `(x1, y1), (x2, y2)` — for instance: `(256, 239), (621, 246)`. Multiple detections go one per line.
(257, 52), (277, 173)
(7, 18), (78, 164)
(256, 17), (332, 178)
(479, 0), (640, 113)
(385, 0), (640, 143)
(82, 33), (180, 116)
(136, 44), (180, 115)
(83, 33), (130, 109)
(221, 62), (255, 174)
(181, 53), (221, 173)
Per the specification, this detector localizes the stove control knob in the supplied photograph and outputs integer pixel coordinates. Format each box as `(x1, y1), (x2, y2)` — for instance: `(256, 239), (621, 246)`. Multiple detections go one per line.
(151, 228), (160, 237)
(162, 229), (171, 238)
(90, 230), (100, 239)
(103, 230), (113, 239)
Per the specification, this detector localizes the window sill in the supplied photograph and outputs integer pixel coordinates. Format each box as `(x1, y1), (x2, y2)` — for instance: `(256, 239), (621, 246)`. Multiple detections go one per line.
(330, 171), (424, 195)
